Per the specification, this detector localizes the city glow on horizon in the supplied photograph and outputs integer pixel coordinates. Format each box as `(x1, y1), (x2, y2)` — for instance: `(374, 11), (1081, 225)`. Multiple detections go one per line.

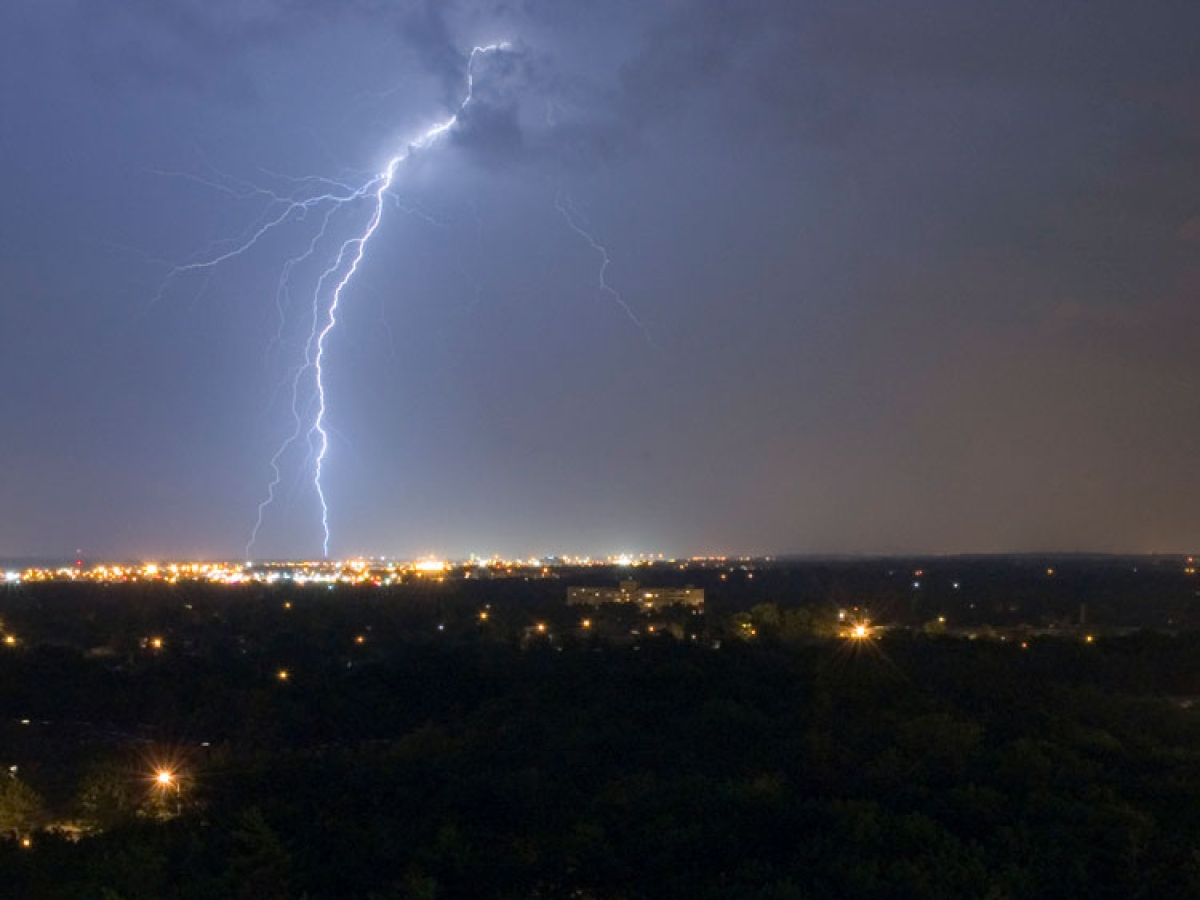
(8, 552), (686, 585)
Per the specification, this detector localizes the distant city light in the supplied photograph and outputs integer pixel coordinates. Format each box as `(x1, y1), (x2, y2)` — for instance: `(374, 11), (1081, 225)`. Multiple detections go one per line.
(11, 553), (683, 590)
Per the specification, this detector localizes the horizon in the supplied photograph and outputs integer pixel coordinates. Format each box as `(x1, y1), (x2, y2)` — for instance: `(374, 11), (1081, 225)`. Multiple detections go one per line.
(5, 548), (1195, 570)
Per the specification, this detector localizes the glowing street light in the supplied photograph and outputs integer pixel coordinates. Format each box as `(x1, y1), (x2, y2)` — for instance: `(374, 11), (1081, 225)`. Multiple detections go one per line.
(152, 766), (183, 818)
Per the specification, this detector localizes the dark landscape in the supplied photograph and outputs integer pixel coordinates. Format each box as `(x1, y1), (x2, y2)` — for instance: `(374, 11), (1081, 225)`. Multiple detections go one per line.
(3, 556), (1200, 898)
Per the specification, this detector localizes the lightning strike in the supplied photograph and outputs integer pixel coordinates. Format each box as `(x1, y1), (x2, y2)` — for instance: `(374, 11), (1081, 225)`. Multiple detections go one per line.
(304, 42), (511, 557)
(554, 189), (657, 349)
(158, 43), (509, 558)
(160, 41), (652, 559)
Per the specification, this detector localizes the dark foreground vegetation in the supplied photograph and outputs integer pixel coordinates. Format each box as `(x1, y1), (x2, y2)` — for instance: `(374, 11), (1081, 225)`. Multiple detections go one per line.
(1, 559), (1200, 898)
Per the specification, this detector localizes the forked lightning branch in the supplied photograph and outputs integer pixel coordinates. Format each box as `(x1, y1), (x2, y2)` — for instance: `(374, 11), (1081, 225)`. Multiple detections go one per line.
(158, 44), (510, 558)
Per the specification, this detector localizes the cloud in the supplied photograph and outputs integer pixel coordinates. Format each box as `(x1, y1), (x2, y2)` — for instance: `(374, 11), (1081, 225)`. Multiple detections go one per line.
(801, 0), (1200, 96)
(61, 0), (1200, 195)
(66, 0), (395, 93)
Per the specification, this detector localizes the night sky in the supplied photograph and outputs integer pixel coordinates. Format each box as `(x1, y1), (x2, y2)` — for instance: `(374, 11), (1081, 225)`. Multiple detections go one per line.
(3, 1), (1198, 560)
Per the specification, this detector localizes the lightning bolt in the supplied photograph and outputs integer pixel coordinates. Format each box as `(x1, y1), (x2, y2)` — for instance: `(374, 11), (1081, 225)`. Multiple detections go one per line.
(156, 43), (510, 559)
(554, 189), (657, 349)
(304, 42), (512, 558)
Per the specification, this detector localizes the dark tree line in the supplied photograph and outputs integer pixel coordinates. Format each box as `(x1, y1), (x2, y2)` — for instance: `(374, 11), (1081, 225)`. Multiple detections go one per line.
(2, 631), (1200, 897)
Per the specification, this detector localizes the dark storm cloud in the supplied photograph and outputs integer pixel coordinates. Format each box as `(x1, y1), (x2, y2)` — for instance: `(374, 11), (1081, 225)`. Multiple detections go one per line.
(393, 0), (471, 100)
(68, 0), (398, 93)
(618, 0), (771, 123)
(70, 1), (240, 90)
(452, 101), (525, 165)
(66, 1), (796, 139)
(64, 0), (1200, 133)
(802, 0), (1200, 94)
(63, 0), (830, 172)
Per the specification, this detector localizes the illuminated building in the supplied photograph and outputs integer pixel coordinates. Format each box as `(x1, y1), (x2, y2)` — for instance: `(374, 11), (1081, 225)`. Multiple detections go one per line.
(567, 580), (704, 611)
